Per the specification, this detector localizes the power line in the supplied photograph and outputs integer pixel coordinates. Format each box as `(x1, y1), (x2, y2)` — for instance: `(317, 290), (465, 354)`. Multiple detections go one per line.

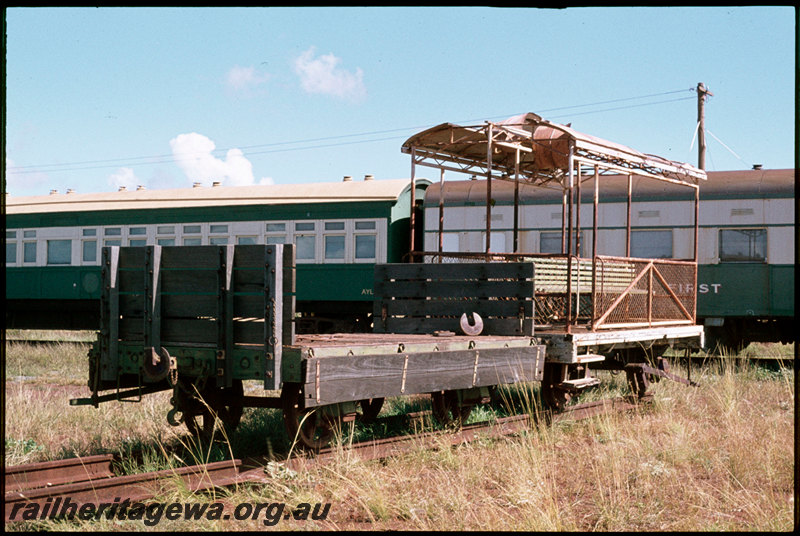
(7, 88), (697, 175)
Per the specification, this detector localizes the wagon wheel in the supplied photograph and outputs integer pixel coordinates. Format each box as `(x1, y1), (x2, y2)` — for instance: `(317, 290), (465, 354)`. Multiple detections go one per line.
(280, 382), (334, 451)
(430, 390), (473, 427)
(540, 363), (571, 412)
(182, 380), (244, 441)
(358, 398), (384, 423)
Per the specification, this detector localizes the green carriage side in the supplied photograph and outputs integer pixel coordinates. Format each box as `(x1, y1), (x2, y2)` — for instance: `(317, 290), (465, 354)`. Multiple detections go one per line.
(6, 178), (431, 331)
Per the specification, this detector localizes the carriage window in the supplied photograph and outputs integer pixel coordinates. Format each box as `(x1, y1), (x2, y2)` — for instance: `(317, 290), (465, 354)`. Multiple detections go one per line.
(157, 226), (175, 234)
(6, 231), (16, 239)
(266, 236), (285, 245)
(183, 238), (202, 246)
(83, 228), (97, 237)
(631, 230), (673, 259)
(355, 221), (376, 230)
(129, 239), (147, 247)
(266, 223), (285, 232)
(158, 238), (176, 246)
(129, 227), (146, 236)
(295, 235), (315, 260)
(355, 234), (376, 259)
(540, 231), (584, 256)
(104, 239), (122, 247)
(83, 240), (98, 262)
(237, 236), (258, 245)
(47, 240), (72, 265)
(324, 235), (345, 259)
(105, 227), (122, 236)
(23, 230), (36, 238)
(295, 222), (314, 232)
(324, 222), (345, 231)
(6, 241), (16, 264)
(23, 242), (37, 263)
(442, 233), (460, 252)
(183, 225), (202, 234)
(719, 228), (767, 262)
(209, 224), (228, 234)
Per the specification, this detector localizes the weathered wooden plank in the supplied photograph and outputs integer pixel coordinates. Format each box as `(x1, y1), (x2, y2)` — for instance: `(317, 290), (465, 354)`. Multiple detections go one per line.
(376, 317), (533, 336)
(302, 345), (545, 406)
(118, 271), (145, 293)
(233, 321), (267, 345)
(375, 280), (534, 299)
(383, 298), (533, 318)
(117, 247), (146, 269)
(159, 270), (218, 294)
(375, 262), (535, 281)
(119, 294), (145, 317)
(158, 246), (220, 269)
(232, 269), (266, 292)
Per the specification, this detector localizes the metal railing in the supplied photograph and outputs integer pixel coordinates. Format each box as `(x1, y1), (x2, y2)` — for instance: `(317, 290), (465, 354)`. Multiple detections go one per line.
(408, 251), (697, 331)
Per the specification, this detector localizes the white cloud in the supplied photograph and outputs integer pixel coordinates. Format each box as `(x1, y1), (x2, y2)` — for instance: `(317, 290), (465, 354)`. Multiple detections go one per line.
(108, 167), (139, 191)
(225, 65), (270, 93)
(293, 47), (366, 101)
(170, 132), (256, 187)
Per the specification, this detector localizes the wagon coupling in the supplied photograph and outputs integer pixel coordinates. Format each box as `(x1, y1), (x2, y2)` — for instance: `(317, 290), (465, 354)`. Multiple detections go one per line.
(142, 346), (172, 382)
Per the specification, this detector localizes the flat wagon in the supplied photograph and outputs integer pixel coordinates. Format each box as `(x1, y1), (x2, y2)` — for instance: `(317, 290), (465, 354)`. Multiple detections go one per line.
(72, 113), (708, 449)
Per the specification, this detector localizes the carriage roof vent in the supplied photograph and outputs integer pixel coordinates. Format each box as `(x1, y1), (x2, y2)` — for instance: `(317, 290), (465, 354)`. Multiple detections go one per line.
(193, 182), (202, 188)
(136, 185), (146, 191)
(343, 175), (352, 182)
(66, 189), (75, 194)
(364, 174), (374, 181)
(49, 189), (58, 195)
(118, 186), (127, 192)
(752, 164), (763, 170)
(212, 181), (221, 187)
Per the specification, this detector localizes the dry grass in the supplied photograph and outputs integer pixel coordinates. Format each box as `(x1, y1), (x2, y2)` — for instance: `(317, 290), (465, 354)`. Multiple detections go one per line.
(4, 335), (795, 531)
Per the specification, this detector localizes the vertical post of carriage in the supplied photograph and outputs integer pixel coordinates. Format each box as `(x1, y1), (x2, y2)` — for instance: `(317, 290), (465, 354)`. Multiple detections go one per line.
(626, 174), (632, 257)
(575, 162), (582, 320)
(693, 183), (700, 322)
(561, 190), (567, 255)
(101, 246), (120, 383)
(218, 245), (234, 389)
(144, 245), (162, 357)
(591, 164), (599, 330)
(438, 167), (445, 261)
(264, 245), (283, 390)
(485, 122), (493, 256)
(409, 147), (416, 260)
(513, 147), (520, 253)
(565, 141), (575, 332)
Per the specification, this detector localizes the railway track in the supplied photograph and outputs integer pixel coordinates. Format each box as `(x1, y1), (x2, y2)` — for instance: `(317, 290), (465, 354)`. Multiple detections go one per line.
(4, 395), (641, 522)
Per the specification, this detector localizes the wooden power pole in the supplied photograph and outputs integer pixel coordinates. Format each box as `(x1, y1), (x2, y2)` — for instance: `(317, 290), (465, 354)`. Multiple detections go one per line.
(696, 82), (713, 170)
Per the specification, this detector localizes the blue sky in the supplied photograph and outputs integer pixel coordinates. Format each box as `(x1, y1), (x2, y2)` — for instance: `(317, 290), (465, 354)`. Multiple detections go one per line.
(4, 6), (796, 197)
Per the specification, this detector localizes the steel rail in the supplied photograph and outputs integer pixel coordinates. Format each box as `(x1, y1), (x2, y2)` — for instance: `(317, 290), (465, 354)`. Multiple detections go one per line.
(5, 459), (241, 522)
(4, 454), (115, 493)
(4, 395), (653, 522)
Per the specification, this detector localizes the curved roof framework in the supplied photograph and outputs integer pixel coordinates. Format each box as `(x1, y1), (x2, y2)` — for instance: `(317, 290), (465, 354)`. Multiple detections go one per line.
(402, 112), (706, 188)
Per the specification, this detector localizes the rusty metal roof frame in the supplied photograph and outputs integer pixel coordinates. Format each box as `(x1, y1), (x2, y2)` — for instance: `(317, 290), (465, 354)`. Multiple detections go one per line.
(401, 112), (706, 267)
(402, 112), (706, 188)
